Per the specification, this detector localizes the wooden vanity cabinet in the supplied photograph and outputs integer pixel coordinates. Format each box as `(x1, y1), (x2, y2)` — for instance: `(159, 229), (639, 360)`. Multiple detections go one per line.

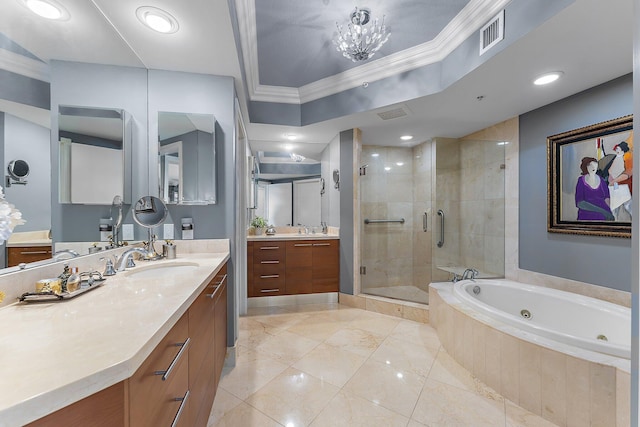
(285, 241), (313, 294)
(129, 311), (190, 427)
(310, 240), (340, 293)
(248, 239), (339, 297)
(189, 263), (228, 427)
(27, 262), (229, 427)
(7, 245), (53, 266)
(248, 241), (286, 297)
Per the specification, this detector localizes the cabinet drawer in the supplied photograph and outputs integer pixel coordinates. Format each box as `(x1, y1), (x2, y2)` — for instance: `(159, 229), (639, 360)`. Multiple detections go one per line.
(7, 246), (53, 267)
(252, 242), (285, 261)
(253, 262), (285, 277)
(252, 274), (285, 295)
(148, 351), (189, 427)
(129, 313), (189, 426)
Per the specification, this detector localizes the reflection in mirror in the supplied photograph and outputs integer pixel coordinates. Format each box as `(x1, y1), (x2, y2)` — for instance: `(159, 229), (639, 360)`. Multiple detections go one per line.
(250, 149), (324, 227)
(110, 195), (124, 247)
(133, 196), (168, 260)
(158, 112), (216, 205)
(58, 106), (126, 204)
(6, 159), (30, 186)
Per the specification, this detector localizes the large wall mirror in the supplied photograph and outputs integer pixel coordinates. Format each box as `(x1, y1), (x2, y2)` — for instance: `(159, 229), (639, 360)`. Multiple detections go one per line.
(158, 111), (216, 205)
(249, 144), (334, 227)
(58, 105), (129, 204)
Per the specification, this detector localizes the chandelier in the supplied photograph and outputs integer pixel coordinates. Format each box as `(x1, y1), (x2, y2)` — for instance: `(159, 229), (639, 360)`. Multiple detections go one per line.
(334, 7), (390, 62)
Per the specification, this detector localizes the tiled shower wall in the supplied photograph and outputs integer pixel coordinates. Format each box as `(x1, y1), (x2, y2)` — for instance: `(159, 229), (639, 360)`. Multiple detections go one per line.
(430, 137), (506, 282)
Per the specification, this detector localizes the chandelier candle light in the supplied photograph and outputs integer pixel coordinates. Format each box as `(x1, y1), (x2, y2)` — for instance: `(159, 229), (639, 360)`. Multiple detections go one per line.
(334, 7), (390, 62)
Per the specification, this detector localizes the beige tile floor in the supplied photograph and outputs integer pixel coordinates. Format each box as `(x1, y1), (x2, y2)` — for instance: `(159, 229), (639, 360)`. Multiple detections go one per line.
(208, 303), (558, 427)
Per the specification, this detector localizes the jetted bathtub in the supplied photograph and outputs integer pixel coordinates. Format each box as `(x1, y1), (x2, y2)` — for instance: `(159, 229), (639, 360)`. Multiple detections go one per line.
(452, 279), (630, 359)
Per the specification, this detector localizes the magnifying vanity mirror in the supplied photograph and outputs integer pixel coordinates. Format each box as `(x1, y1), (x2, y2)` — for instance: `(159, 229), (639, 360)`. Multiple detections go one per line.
(158, 111), (216, 205)
(132, 196), (167, 260)
(6, 159), (30, 187)
(58, 105), (129, 205)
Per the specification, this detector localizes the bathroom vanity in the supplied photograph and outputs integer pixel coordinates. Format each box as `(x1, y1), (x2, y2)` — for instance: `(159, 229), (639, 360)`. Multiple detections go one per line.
(6, 230), (53, 266)
(0, 250), (229, 427)
(247, 234), (339, 297)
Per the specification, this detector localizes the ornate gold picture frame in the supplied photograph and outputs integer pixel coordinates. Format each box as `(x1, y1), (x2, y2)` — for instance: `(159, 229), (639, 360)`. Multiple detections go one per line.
(547, 115), (633, 238)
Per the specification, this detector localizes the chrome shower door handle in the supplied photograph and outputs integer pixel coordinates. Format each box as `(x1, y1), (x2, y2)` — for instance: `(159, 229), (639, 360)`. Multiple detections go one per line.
(437, 209), (445, 247)
(423, 212), (428, 232)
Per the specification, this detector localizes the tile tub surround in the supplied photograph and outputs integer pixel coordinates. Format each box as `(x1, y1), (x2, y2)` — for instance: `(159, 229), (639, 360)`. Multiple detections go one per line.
(429, 282), (630, 427)
(339, 292), (430, 324)
(0, 243), (229, 426)
(209, 302), (557, 426)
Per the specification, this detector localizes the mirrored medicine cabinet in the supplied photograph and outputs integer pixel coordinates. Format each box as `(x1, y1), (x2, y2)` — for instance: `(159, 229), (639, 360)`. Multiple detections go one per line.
(58, 105), (130, 205)
(158, 111), (216, 205)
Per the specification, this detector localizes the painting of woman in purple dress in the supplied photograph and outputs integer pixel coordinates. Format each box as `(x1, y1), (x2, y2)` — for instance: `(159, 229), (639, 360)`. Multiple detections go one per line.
(575, 157), (614, 220)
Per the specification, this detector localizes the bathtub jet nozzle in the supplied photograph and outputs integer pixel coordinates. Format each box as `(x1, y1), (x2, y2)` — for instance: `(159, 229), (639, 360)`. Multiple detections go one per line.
(520, 309), (532, 319)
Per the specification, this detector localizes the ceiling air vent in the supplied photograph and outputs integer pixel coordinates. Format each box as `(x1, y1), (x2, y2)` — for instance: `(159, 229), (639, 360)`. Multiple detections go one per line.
(376, 106), (409, 121)
(479, 10), (504, 56)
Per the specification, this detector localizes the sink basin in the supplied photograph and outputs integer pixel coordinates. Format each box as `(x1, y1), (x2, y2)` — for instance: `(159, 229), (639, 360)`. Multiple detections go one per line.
(124, 262), (199, 279)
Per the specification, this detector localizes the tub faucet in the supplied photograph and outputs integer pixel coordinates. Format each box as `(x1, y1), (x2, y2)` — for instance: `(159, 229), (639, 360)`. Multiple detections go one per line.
(462, 268), (479, 281)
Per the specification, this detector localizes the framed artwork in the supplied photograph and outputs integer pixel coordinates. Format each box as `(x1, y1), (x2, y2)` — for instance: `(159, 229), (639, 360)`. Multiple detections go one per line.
(547, 115), (633, 238)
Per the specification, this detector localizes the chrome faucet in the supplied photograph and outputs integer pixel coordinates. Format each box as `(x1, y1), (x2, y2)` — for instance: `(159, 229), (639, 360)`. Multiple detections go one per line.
(115, 247), (148, 271)
(462, 268), (479, 281)
(53, 249), (80, 261)
(321, 222), (328, 234)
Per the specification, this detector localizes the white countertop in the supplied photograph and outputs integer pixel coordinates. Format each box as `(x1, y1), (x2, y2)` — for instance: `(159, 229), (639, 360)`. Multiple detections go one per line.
(247, 233), (339, 241)
(6, 230), (52, 247)
(0, 251), (229, 427)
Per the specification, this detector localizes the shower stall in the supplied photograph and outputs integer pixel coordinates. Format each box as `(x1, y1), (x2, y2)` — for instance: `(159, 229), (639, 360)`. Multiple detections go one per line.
(359, 137), (506, 305)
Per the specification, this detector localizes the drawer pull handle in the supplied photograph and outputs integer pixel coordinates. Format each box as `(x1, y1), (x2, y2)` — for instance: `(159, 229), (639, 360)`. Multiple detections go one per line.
(170, 389), (190, 427)
(155, 337), (190, 381)
(260, 246), (280, 250)
(20, 250), (50, 255)
(260, 260), (280, 264)
(260, 274), (279, 279)
(217, 273), (228, 286)
(294, 243), (313, 247)
(206, 292), (215, 298)
(313, 243), (331, 246)
(260, 289), (279, 293)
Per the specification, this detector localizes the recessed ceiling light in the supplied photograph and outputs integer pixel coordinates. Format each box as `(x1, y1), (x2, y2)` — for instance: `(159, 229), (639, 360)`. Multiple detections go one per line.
(534, 71), (563, 86)
(384, 166), (391, 171)
(497, 141), (509, 146)
(371, 153), (380, 157)
(400, 135), (413, 141)
(284, 134), (298, 141)
(24, 0), (69, 20)
(136, 6), (179, 34)
(283, 144), (294, 151)
(396, 162), (404, 166)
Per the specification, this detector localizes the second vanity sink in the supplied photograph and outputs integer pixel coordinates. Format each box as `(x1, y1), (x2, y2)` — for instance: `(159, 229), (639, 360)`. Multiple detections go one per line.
(124, 261), (200, 279)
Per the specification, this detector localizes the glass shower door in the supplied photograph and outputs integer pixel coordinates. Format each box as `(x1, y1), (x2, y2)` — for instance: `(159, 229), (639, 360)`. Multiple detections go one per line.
(431, 138), (506, 282)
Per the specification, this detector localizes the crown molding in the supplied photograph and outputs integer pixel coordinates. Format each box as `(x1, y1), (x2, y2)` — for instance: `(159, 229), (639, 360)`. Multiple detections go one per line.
(0, 48), (49, 82)
(237, 0), (511, 105)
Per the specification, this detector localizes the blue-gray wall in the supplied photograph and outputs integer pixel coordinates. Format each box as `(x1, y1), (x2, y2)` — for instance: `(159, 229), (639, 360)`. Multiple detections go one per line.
(519, 74), (632, 291)
(50, 60), (148, 242)
(4, 113), (51, 232)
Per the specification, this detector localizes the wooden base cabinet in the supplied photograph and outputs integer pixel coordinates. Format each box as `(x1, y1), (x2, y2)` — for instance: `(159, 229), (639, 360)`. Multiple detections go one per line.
(27, 262), (229, 427)
(7, 245), (53, 267)
(248, 239), (339, 297)
(248, 241), (286, 297)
